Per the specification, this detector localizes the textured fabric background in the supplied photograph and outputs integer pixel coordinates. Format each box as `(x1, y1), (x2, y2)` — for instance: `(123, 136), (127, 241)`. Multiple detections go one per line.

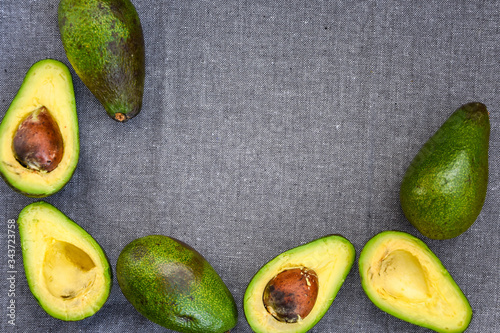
(0, 1), (499, 332)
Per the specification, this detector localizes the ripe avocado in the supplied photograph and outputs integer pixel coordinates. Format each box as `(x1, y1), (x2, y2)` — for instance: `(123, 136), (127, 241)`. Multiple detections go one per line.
(116, 235), (238, 333)
(58, 0), (145, 122)
(0, 59), (79, 197)
(359, 231), (472, 333)
(400, 102), (490, 239)
(17, 201), (112, 321)
(243, 235), (355, 333)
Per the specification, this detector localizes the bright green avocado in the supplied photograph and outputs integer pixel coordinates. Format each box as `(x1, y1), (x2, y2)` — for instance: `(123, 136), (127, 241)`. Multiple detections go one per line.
(58, 0), (145, 122)
(359, 231), (472, 333)
(17, 201), (112, 321)
(116, 235), (238, 333)
(244, 235), (355, 333)
(0, 59), (79, 197)
(400, 102), (490, 239)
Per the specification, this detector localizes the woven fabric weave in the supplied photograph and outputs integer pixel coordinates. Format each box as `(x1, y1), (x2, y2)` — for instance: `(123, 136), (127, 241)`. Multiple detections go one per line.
(0, 1), (499, 332)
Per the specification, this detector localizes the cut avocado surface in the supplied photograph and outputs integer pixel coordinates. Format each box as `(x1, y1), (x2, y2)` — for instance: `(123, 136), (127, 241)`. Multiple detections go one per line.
(17, 201), (111, 321)
(359, 231), (472, 333)
(0, 59), (79, 197)
(244, 234), (355, 333)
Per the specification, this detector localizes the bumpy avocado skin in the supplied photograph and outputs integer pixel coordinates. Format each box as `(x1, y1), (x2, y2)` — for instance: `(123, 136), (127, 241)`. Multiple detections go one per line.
(116, 235), (238, 333)
(400, 102), (490, 239)
(58, 0), (145, 122)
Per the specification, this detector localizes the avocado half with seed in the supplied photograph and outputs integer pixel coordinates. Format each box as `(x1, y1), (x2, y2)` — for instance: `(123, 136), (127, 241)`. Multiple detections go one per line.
(359, 231), (472, 333)
(244, 235), (355, 333)
(0, 59), (79, 197)
(18, 201), (112, 321)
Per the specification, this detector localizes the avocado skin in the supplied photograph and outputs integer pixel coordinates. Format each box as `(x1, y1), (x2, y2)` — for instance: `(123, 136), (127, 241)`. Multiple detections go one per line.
(116, 235), (238, 333)
(58, 0), (145, 122)
(400, 102), (490, 239)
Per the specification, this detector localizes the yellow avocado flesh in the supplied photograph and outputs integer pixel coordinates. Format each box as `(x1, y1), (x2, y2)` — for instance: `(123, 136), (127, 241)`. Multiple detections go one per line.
(244, 235), (355, 333)
(43, 241), (97, 300)
(359, 231), (472, 333)
(18, 202), (111, 321)
(0, 59), (79, 197)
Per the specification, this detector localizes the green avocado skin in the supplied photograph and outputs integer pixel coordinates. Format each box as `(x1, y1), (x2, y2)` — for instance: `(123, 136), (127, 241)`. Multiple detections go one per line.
(58, 0), (145, 122)
(400, 102), (490, 239)
(116, 235), (238, 333)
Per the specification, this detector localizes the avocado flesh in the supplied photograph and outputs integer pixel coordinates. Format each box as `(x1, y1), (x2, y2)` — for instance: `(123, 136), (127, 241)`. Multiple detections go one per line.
(0, 59), (79, 197)
(17, 201), (112, 321)
(359, 231), (472, 333)
(400, 102), (489, 239)
(116, 235), (238, 333)
(244, 235), (355, 333)
(58, 0), (145, 122)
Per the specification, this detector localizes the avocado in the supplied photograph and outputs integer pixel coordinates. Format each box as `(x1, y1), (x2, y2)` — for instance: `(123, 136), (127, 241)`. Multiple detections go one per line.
(243, 235), (355, 333)
(359, 231), (472, 332)
(58, 0), (145, 122)
(116, 235), (238, 333)
(17, 201), (112, 321)
(400, 102), (490, 239)
(0, 59), (79, 197)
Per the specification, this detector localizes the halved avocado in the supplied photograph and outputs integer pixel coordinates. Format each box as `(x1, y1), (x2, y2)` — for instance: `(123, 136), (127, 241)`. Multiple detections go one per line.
(359, 231), (472, 333)
(17, 201), (112, 321)
(0, 59), (79, 197)
(244, 235), (355, 333)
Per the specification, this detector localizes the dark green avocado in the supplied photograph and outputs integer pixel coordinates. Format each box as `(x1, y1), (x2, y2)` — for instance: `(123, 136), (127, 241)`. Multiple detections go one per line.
(58, 0), (145, 122)
(116, 235), (238, 333)
(400, 102), (490, 239)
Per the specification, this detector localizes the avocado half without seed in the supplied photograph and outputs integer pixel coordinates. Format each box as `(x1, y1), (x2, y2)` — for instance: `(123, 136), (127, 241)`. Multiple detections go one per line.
(244, 235), (355, 333)
(17, 202), (112, 321)
(0, 59), (79, 197)
(359, 231), (472, 333)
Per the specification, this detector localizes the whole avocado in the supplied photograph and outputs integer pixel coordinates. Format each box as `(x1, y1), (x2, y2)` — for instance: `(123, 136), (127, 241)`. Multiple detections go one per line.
(58, 0), (145, 122)
(400, 102), (490, 239)
(116, 235), (238, 333)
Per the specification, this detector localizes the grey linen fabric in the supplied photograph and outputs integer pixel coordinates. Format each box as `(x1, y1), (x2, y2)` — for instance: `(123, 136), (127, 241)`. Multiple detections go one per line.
(1, 0), (499, 332)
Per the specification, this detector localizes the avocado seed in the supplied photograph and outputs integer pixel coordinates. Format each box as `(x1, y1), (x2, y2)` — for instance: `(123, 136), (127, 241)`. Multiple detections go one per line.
(13, 106), (64, 172)
(263, 267), (319, 323)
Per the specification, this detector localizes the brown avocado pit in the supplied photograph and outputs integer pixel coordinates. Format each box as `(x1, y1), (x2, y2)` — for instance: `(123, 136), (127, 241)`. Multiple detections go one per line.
(12, 106), (64, 173)
(263, 267), (319, 323)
